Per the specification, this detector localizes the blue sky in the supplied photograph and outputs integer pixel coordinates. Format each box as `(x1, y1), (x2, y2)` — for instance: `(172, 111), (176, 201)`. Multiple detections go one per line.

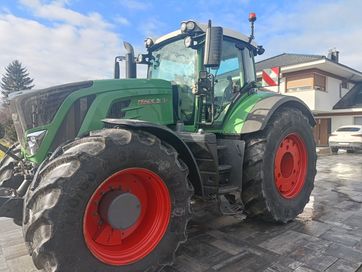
(0, 0), (361, 88)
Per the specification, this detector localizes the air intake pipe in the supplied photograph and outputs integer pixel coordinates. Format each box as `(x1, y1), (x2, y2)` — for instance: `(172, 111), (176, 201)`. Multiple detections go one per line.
(124, 41), (137, 78)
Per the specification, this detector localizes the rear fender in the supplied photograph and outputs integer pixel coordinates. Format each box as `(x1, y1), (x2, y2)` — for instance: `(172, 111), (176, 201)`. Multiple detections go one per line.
(240, 95), (316, 134)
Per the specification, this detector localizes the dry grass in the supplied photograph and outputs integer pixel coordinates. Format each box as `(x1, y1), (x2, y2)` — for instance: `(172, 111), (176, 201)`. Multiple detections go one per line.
(0, 139), (10, 160)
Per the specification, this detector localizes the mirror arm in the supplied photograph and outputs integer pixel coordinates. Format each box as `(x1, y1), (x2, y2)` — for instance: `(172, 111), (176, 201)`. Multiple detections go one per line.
(248, 22), (255, 43)
(195, 71), (216, 123)
(209, 74), (215, 123)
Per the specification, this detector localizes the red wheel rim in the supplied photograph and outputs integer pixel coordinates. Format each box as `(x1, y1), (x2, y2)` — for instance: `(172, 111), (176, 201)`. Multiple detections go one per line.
(83, 168), (171, 266)
(274, 133), (308, 199)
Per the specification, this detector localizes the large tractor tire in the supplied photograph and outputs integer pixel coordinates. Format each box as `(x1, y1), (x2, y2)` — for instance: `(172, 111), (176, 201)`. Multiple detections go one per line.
(23, 129), (193, 272)
(0, 144), (23, 189)
(242, 107), (316, 223)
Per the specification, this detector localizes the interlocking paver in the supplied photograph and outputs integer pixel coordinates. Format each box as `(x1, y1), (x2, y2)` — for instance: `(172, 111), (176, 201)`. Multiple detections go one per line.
(325, 259), (362, 272)
(0, 152), (362, 271)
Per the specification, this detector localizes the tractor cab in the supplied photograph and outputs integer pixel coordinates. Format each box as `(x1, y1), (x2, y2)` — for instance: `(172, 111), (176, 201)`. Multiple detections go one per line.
(116, 16), (265, 128)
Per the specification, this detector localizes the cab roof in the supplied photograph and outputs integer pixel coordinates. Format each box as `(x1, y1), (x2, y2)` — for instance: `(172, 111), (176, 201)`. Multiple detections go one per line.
(154, 21), (258, 48)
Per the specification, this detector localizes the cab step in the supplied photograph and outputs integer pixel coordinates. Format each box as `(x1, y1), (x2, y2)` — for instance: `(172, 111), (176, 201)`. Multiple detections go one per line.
(218, 184), (240, 195)
(200, 164), (232, 175)
(218, 164), (232, 173)
(217, 145), (227, 151)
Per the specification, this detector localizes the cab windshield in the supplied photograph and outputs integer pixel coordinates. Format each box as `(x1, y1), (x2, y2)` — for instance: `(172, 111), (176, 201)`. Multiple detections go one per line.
(148, 39), (197, 123)
(148, 39), (197, 87)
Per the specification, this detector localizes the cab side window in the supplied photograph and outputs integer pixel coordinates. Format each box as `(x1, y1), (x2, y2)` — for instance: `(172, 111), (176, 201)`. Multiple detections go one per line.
(242, 47), (256, 83)
(212, 41), (243, 106)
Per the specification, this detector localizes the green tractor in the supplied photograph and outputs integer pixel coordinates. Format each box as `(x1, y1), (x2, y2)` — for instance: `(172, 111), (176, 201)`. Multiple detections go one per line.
(0, 15), (316, 272)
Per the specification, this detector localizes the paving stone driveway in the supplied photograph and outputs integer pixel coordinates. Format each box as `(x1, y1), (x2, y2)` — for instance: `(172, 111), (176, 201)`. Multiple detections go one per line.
(0, 152), (362, 271)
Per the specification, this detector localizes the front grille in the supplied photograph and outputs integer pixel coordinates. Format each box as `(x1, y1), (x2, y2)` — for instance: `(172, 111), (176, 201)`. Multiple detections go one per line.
(50, 95), (95, 151)
(11, 81), (93, 131)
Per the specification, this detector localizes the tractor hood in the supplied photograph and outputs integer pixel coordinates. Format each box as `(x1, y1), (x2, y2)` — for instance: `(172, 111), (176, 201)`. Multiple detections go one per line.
(10, 81), (93, 134)
(9, 79), (174, 155)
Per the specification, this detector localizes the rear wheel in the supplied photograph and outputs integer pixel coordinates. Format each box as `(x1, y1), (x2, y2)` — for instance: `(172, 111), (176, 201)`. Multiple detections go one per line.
(23, 129), (193, 272)
(242, 108), (316, 223)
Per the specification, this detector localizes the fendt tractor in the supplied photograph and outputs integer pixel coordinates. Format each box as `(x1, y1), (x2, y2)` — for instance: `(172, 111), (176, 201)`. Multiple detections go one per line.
(0, 14), (316, 272)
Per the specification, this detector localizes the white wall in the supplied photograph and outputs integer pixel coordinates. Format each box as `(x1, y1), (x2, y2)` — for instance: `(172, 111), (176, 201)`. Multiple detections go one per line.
(285, 91), (316, 110)
(261, 74), (355, 112)
(262, 78), (316, 110)
(315, 77), (342, 111)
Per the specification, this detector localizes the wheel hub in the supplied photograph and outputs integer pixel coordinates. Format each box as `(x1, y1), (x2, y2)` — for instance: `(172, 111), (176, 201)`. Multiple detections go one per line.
(274, 133), (308, 199)
(280, 152), (294, 178)
(99, 191), (141, 230)
(83, 168), (171, 266)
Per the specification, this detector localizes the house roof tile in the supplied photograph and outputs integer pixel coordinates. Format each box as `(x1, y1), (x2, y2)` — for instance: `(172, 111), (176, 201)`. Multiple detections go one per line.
(255, 53), (324, 72)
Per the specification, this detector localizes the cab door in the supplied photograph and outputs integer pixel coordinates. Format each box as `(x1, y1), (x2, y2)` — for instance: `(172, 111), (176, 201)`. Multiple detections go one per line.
(211, 40), (255, 125)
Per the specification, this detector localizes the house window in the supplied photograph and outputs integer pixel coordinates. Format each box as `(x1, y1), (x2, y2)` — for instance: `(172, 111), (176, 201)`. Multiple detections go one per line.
(341, 80), (348, 89)
(314, 73), (326, 91)
(286, 73), (313, 92)
(285, 72), (326, 92)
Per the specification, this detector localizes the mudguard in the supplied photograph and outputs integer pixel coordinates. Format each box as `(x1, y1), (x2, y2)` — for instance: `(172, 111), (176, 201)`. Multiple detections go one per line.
(240, 95), (316, 134)
(102, 119), (204, 196)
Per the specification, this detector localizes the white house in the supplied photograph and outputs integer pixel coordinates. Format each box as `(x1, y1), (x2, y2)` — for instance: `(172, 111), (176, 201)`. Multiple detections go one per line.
(256, 52), (362, 146)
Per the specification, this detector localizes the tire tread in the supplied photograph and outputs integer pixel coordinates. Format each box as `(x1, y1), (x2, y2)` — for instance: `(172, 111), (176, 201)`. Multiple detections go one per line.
(23, 129), (192, 272)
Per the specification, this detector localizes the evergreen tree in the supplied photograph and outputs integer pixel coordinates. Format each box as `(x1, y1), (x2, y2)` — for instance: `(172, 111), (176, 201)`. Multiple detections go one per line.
(1, 60), (34, 96)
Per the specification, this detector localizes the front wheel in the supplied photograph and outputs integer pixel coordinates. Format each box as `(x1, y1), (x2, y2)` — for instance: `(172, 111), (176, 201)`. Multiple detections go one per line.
(23, 129), (193, 272)
(242, 107), (317, 223)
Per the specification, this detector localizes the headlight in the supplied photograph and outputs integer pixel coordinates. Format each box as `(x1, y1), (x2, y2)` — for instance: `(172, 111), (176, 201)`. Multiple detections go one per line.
(184, 36), (194, 48)
(180, 21), (196, 33)
(186, 21), (195, 31)
(180, 22), (187, 33)
(27, 130), (47, 155)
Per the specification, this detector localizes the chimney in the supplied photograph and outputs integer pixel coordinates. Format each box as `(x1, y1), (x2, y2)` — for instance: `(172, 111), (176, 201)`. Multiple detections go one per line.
(327, 48), (339, 63)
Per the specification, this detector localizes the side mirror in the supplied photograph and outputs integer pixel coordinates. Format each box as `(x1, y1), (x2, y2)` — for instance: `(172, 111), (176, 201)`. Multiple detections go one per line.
(203, 20), (223, 68)
(123, 41), (137, 78)
(0, 124), (4, 139)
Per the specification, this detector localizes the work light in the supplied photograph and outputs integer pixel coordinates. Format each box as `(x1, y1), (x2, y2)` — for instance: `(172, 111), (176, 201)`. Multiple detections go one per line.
(184, 36), (194, 48)
(180, 22), (187, 33)
(180, 21), (196, 33)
